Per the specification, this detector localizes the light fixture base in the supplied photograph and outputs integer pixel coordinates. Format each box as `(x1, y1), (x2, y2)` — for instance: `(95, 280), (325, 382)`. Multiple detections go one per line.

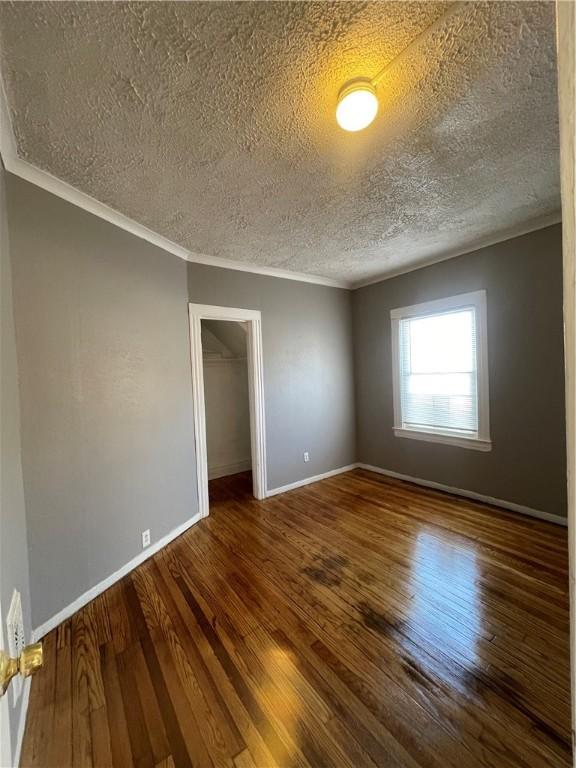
(337, 77), (376, 102)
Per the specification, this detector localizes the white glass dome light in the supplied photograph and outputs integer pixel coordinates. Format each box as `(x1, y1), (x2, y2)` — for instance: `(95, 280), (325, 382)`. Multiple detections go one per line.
(336, 78), (378, 132)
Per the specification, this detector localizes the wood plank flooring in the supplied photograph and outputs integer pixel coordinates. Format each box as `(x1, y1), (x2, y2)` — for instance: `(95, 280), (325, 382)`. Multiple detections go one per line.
(21, 469), (571, 767)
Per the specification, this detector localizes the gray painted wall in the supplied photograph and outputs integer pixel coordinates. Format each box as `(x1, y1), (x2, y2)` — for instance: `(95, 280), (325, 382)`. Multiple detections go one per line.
(7, 176), (198, 629)
(7, 175), (356, 629)
(0, 163), (31, 760)
(353, 224), (567, 518)
(188, 265), (356, 489)
(3, 168), (566, 638)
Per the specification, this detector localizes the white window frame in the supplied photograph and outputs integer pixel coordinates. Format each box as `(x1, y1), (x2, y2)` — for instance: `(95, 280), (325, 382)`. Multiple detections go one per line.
(390, 290), (491, 452)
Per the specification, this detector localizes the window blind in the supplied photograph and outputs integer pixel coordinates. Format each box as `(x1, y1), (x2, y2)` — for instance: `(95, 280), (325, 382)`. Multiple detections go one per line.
(398, 307), (478, 436)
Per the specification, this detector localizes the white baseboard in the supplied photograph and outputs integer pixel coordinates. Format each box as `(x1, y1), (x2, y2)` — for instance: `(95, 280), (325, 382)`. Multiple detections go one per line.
(13, 677), (31, 768)
(29, 462), (565, 642)
(266, 464), (358, 498)
(357, 463), (567, 526)
(31, 511), (203, 641)
(208, 459), (252, 480)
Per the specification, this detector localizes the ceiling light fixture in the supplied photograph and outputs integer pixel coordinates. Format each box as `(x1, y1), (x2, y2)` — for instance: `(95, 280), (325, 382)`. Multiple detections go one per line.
(335, 2), (466, 133)
(336, 78), (378, 132)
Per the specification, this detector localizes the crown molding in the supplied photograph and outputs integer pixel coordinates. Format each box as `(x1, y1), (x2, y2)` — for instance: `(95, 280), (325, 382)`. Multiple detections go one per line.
(0, 77), (349, 290)
(352, 211), (563, 289)
(6, 154), (351, 290)
(0, 71), (562, 293)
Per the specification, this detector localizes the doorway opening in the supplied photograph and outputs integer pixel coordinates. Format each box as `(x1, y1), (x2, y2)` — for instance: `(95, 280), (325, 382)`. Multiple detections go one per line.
(202, 319), (251, 490)
(188, 303), (267, 517)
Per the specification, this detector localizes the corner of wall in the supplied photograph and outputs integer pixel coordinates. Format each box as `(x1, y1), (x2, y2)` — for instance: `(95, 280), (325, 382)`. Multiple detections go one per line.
(0, 156), (33, 768)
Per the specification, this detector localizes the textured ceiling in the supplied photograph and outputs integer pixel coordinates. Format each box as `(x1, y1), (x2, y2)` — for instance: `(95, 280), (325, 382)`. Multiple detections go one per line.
(0, 1), (560, 284)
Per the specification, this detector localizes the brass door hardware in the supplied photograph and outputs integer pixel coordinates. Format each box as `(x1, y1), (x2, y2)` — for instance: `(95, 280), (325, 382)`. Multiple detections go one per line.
(0, 642), (43, 696)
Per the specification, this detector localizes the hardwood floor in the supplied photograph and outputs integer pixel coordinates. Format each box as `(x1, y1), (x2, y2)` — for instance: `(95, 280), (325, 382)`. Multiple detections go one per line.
(21, 469), (571, 767)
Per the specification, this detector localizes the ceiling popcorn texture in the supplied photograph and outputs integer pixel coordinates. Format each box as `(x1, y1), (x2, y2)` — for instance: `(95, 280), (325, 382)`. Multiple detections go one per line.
(0, 1), (560, 284)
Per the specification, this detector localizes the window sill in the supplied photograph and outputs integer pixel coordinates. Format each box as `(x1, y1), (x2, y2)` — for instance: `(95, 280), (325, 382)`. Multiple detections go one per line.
(393, 427), (492, 452)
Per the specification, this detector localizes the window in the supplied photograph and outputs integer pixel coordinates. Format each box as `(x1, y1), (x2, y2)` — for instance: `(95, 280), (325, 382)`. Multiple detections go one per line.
(391, 291), (491, 451)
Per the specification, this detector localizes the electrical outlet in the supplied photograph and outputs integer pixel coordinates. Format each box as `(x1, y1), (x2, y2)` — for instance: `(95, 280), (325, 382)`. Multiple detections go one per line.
(142, 529), (151, 548)
(303, 451), (310, 463)
(7, 590), (24, 702)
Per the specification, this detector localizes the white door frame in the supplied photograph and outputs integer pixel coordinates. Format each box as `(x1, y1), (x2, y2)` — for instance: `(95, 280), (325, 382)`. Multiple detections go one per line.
(188, 303), (267, 517)
(556, 0), (575, 750)
(0, 598), (11, 768)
